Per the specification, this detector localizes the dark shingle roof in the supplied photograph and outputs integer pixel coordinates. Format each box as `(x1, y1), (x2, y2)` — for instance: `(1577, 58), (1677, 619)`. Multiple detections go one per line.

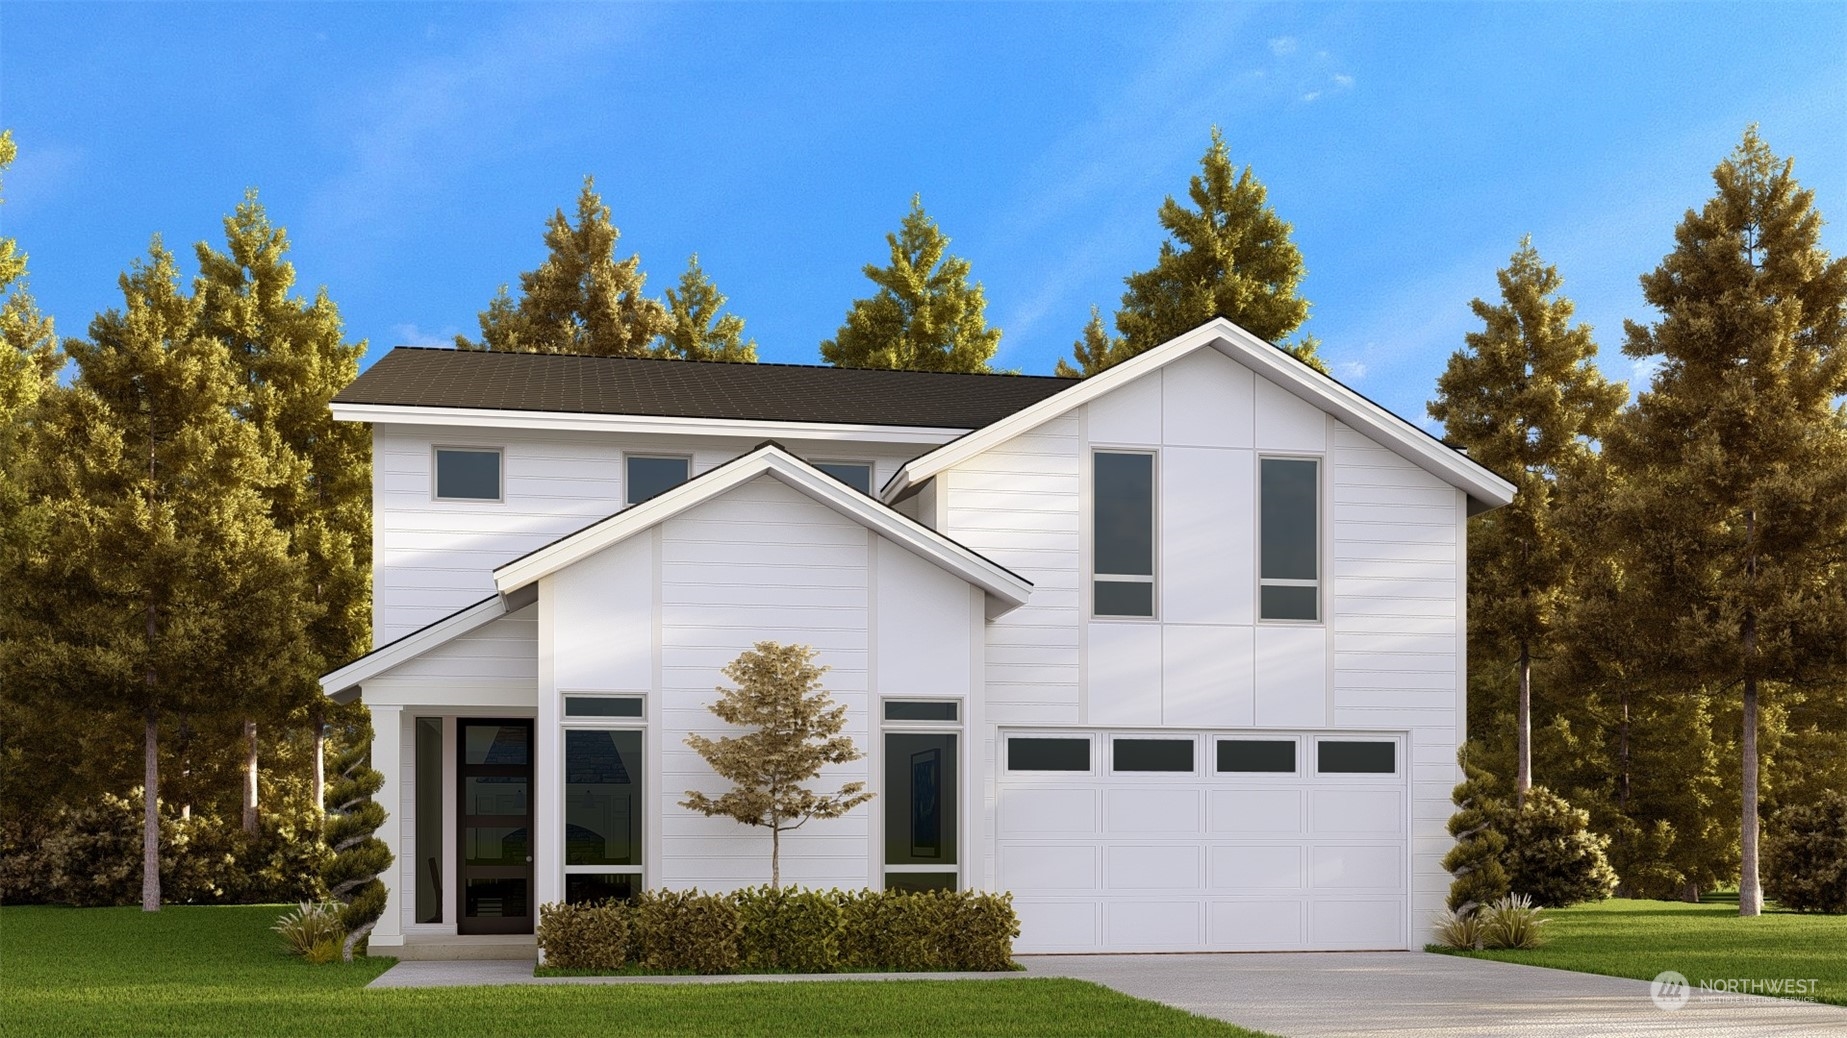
(334, 348), (1074, 429)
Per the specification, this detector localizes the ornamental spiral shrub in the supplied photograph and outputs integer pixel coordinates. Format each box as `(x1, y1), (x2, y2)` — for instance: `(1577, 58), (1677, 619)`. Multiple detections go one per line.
(322, 711), (392, 962)
(1442, 747), (1510, 915)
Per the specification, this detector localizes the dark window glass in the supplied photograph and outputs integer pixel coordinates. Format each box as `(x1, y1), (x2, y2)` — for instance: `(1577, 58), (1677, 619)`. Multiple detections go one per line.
(884, 871), (956, 892)
(564, 696), (643, 718)
(565, 730), (642, 866)
(436, 448), (500, 500)
(464, 777), (527, 818)
(884, 700), (959, 722)
(463, 724), (529, 766)
(1217, 739), (1297, 773)
(1094, 579), (1154, 618)
(1260, 585), (1319, 621)
(463, 877), (528, 919)
(1113, 738), (1195, 773)
(565, 873), (637, 905)
(1260, 458), (1318, 580)
(885, 733), (957, 866)
(414, 718), (443, 923)
(1318, 741), (1396, 774)
(815, 462), (873, 495)
(627, 455), (690, 504)
(1094, 452), (1154, 576)
(462, 824), (528, 866)
(1007, 737), (1090, 772)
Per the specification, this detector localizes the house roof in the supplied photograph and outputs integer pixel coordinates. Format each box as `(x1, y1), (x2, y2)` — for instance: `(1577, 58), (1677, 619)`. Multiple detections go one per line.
(318, 593), (518, 701)
(885, 318), (1518, 515)
(333, 347), (1072, 430)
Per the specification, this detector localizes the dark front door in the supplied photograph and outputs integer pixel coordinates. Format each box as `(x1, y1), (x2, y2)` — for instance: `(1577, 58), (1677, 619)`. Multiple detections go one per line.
(458, 719), (533, 935)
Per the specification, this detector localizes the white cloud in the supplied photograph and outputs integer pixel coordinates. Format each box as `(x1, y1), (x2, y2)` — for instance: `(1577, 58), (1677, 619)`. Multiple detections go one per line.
(1334, 74), (1355, 89)
(1336, 360), (1368, 383)
(392, 322), (461, 348)
(1302, 91), (1322, 103)
(1269, 36), (1299, 57)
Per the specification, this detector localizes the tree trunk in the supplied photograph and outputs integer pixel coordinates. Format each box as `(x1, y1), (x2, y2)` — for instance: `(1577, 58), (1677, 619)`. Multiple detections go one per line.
(242, 719), (260, 834)
(142, 708), (161, 913)
(312, 715), (326, 822)
(1740, 672), (1763, 916)
(771, 823), (781, 890)
(1681, 881), (1701, 903)
(1516, 639), (1532, 808)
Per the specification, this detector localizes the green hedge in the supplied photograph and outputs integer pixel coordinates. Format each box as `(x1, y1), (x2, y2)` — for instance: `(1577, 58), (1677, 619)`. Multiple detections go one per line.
(537, 887), (1018, 974)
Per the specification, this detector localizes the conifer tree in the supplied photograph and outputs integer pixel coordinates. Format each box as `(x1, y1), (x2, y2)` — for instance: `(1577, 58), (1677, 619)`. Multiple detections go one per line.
(681, 642), (874, 888)
(1107, 127), (1324, 373)
(1603, 128), (1847, 916)
(323, 708), (391, 960)
(458, 177), (668, 357)
(656, 254), (757, 362)
(6, 240), (313, 910)
(1442, 747), (1510, 915)
(820, 196), (1001, 373)
(1054, 306), (1125, 378)
(1429, 238), (1624, 805)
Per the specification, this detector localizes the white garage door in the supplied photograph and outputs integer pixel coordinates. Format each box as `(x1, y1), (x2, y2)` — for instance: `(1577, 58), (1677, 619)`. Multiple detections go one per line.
(997, 729), (1408, 953)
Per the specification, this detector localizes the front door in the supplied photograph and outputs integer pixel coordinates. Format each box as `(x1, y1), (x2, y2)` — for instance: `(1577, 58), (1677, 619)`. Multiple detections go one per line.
(458, 719), (533, 935)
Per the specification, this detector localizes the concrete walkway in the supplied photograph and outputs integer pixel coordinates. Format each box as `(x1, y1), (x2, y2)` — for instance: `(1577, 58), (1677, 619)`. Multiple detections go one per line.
(1019, 951), (1847, 1038)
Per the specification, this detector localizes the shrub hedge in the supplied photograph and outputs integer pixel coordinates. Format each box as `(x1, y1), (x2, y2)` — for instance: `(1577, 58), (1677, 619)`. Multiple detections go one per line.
(537, 887), (1018, 974)
(1765, 790), (1847, 914)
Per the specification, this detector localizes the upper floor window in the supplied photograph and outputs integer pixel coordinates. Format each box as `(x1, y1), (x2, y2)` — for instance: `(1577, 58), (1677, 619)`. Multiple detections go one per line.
(1093, 451), (1155, 618)
(626, 455), (690, 505)
(1260, 457), (1319, 621)
(814, 461), (873, 495)
(434, 447), (501, 501)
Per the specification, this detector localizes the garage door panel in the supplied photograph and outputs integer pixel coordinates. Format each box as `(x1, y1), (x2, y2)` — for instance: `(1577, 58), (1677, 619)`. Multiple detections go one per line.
(1001, 787), (1098, 834)
(1309, 843), (1405, 890)
(1014, 899), (1100, 951)
(1106, 844), (1202, 890)
(999, 842), (1100, 891)
(1308, 898), (1404, 949)
(1104, 900), (1204, 949)
(1210, 844), (1304, 889)
(1208, 788), (1303, 834)
(1310, 788), (1403, 834)
(1208, 899), (1306, 948)
(1105, 787), (1202, 834)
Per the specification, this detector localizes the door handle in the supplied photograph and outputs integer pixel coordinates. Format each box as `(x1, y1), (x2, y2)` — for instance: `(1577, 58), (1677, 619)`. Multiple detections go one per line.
(526, 856), (533, 863)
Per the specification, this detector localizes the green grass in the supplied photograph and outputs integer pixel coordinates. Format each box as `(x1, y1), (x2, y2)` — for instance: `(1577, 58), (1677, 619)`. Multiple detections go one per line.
(0, 905), (1267, 1037)
(1429, 897), (1847, 1006)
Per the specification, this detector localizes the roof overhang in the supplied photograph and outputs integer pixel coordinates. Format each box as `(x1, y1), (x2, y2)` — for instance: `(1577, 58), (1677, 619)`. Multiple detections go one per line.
(329, 402), (969, 446)
(881, 318), (1517, 515)
(317, 591), (530, 701)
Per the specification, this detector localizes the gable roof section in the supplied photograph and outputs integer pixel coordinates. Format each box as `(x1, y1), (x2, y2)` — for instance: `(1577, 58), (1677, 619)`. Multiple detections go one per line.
(334, 347), (1070, 429)
(319, 593), (519, 700)
(494, 444), (1033, 617)
(883, 318), (1518, 515)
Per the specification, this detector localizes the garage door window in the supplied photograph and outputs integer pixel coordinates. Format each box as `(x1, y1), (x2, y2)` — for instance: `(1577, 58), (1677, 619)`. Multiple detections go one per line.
(1006, 736), (1091, 772)
(1112, 738), (1195, 774)
(1317, 740), (1396, 774)
(1216, 738), (1297, 773)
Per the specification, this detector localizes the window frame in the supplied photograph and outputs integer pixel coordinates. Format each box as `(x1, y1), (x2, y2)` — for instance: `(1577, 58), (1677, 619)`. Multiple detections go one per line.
(812, 459), (876, 496)
(1002, 733), (1097, 775)
(1107, 735), (1199, 776)
(880, 700), (963, 890)
(1313, 737), (1401, 778)
(431, 446), (504, 503)
(623, 453), (693, 506)
(1257, 454), (1322, 624)
(559, 695), (650, 898)
(1090, 448), (1159, 620)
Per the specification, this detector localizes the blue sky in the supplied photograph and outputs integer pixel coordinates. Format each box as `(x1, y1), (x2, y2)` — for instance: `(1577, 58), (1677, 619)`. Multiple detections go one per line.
(3, 2), (1843, 427)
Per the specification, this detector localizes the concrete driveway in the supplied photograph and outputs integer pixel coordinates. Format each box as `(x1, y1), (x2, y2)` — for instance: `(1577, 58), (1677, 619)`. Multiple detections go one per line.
(1018, 952), (1847, 1038)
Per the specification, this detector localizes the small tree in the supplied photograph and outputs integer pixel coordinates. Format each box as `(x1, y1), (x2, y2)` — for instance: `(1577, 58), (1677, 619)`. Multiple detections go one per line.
(323, 709), (391, 961)
(1443, 747), (1510, 915)
(1764, 790), (1847, 914)
(1492, 786), (1619, 908)
(681, 642), (874, 888)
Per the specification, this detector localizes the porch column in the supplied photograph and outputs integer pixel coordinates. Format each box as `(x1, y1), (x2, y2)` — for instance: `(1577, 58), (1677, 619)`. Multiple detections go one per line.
(534, 579), (562, 918)
(369, 703), (405, 946)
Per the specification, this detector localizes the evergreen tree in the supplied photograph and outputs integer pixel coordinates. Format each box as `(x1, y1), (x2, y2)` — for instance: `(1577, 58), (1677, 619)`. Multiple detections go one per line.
(656, 254), (757, 362)
(1442, 747), (1510, 915)
(458, 177), (668, 357)
(193, 192), (369, 825)
(681, 642), (874, 888)
(1108, 127), (1324, 373)
(323, 708), (390, 960)
(1603, 128), (1847, 916)
(820, 196), (1001, 373)
(4, 240), (314, 910)
(1428, 238), (1625, 804)
(1054, 306), (1125, 378)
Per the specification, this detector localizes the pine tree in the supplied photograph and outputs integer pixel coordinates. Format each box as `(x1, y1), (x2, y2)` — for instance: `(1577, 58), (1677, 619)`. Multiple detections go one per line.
(323, 707), (391, 960)
(1442, 746), (1510, 915)
(820, 196), (1001, 373)
(458, 177), (668, 357)
(1108, 127), (1324, 373)
(5, 240), (314, 910)
(656, 254), (757, 362)
(681, 642), (874, 888)
(1603, 128), (1847, 916)
(1428, 238), (1625, 805)
(193, 191), (369, 825)
(1054, 306), (1125, 378)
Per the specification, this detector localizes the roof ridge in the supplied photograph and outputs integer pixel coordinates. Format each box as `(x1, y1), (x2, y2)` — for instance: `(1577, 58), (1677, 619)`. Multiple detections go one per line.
(382, 345), (1071, 382)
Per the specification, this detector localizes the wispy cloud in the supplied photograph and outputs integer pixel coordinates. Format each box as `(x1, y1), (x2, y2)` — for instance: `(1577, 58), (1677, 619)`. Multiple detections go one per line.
(1268, 36), (1298, 57)
(391, 322), (460, 348)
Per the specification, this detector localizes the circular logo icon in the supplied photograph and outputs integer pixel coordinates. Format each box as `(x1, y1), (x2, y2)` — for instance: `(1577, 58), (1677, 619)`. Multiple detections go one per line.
(1651, 970), (1692, 1010)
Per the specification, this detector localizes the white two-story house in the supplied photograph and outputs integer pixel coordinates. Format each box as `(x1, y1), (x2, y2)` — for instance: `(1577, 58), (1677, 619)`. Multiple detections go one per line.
(320, 318), (1514, 959)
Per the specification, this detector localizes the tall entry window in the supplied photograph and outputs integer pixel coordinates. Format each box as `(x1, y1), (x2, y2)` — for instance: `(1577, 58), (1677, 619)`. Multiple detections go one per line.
(414, 718), (444, 924)
(883, 700), (959, 891)
(457, 720), (533, 934)
(1093, 451), (1155, 618)
(1260, 457), (1320, 621)
(563, 728), (644, 903)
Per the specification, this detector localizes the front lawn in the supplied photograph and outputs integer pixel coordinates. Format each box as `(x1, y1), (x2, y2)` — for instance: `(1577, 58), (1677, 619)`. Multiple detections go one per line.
(1429, 896), (1847, 1006)
(0, 905), (1268, 1037)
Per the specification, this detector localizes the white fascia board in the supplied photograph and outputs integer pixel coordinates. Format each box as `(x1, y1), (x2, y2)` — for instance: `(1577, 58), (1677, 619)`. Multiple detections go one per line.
(318, 595), (507, 698)
(329, 402), (968, 446)
(884, 318), (1517, 512)
(493, 445), (1033, 615)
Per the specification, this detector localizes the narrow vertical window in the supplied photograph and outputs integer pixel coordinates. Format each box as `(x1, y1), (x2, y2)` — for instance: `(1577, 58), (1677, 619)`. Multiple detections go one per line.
(414, 717), (444, 924)
(1093, 451), (1155, 617)
(1260, 457), (1319, 621)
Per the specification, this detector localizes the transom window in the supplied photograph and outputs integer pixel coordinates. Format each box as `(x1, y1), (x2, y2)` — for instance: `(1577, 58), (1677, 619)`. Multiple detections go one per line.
(814, 461), (874, 495)
(626, 455), (690, 505)
(1260, 457), (1319, 621)
(1093, 451), (1155, 618)
(883, 700), (958, 723)
(434, 447), (502, 501)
